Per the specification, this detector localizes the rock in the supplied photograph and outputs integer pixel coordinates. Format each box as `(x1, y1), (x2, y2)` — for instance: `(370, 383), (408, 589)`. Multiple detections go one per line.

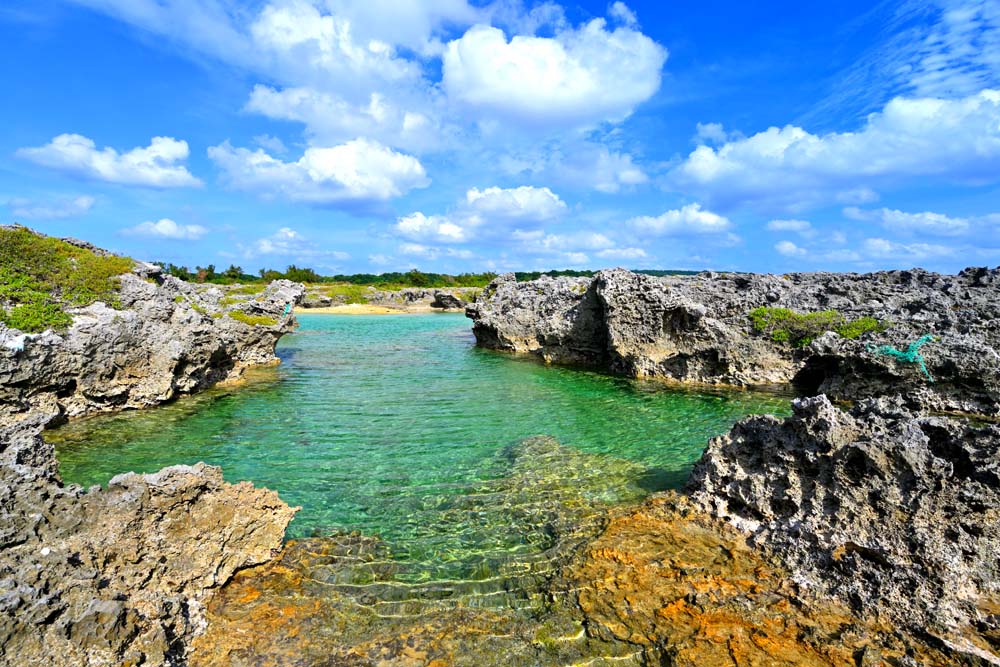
(0, 419), (296, 667)
(0, 233), (301, 666)
(0, 272), (304, 426)
(301, 293), (333, 308)
(468, 267), (1000, 416)
(430, 291), (465, 309)
(687, 394), (1000, 644)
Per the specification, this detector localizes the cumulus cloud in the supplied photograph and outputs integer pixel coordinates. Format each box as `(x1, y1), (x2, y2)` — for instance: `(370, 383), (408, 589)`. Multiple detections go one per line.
(17, 134), (202, 188)
(208, 138), (429, 205)
(7, 195), (95, 220)
(399, 243), (475, 260)
(673, 89), (1000, 211)
(627, 203), (730, 235)
(607, 2), (638, 27)
(122, 218), (208, 240)
(774, 240), (808, 257)
(861, 237), (956, 261)
(246, 85), (437, 151)
(442, 18), (666, 129)
(844, 206), (971, 235)
(595, 246), (648, 260)
(465, 185), (566, 220)
(394, 185), (568, 244)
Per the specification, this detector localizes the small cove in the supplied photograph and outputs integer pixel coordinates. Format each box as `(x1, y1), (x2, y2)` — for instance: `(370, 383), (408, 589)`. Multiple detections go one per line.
(52, 313), (791, 583)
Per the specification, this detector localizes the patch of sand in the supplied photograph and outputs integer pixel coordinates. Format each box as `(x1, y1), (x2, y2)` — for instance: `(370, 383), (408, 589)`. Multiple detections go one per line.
(295, 304), (406, 315)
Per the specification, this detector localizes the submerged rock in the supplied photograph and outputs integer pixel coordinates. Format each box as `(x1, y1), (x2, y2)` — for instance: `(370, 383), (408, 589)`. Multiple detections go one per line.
(687, 395), (1000, 659)
(468, 268), (1000, 416)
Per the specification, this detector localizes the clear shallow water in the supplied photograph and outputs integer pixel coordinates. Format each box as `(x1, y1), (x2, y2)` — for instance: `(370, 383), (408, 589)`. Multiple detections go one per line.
(52, 313), (790, 578)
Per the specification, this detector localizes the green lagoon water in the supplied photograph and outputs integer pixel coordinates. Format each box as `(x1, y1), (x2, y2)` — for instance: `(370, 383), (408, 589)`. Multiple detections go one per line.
(52, 313), (790, 580)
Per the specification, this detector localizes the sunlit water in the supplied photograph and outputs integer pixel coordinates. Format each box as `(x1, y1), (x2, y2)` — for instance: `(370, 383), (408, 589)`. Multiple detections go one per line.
(52, 313), (791, 583)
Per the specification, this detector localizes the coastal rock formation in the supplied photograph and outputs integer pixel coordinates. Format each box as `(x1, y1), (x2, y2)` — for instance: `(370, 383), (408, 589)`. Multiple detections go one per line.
(0, 270), (304, 426)
(687, 395), (1000, 659)
(0, 414), (296, 667)
(298, 285), (478, 311)
(468, 268), (1000, 415)
(0, 231), (301, 666)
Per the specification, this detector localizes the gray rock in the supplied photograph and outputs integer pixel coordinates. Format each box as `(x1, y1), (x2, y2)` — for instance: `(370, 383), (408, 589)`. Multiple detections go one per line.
(468, 267), (1000, 416)
(431, 291), (466, 309)
(687, 394), (1000, 642)
(0, 233), (301, 666)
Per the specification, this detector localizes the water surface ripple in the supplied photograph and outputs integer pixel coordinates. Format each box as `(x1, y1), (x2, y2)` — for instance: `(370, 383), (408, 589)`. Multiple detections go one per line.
(53, 313), (790, 581)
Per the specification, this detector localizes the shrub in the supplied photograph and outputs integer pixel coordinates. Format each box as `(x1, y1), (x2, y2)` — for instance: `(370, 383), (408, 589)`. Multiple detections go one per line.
(228, 311), (277, 326)
(749, 307), (887, 348)
(0, 227), (133, 332)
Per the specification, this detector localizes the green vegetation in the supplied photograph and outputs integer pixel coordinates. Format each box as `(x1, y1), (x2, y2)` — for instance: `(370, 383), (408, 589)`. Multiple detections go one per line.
(0, 227), (133, 333)
(228, 311), (278, 327)
(749, 307), (888, 347)
(323, 284), (372, 304)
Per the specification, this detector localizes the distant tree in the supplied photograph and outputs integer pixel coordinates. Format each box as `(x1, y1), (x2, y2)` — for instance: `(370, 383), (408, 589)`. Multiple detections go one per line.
(223, 264), (243, 280)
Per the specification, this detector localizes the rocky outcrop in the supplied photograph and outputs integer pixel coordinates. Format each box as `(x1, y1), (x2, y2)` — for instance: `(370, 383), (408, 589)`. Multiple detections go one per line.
(0, 270), (304, 426)
(468, 268), (1000, 415)
(0, 234), (302, 666)
(687, 395), (1000, 657)
(0, 414), (296, 667)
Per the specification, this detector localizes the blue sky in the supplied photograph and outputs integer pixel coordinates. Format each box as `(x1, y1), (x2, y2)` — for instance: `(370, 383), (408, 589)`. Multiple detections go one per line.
(2, 0), (998, 274)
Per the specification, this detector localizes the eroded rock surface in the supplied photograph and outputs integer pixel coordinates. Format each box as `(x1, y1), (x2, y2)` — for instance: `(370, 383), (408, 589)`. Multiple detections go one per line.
(468, 268), (1000, 415)
(0, 234), (302, 666)
(0, 271), (304, 426)
(0, 415), (296, 667)
(687, 395), (1000, 660)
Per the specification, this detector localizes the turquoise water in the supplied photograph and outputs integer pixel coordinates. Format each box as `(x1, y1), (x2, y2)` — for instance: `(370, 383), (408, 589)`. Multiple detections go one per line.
(52, 313), (790, 577)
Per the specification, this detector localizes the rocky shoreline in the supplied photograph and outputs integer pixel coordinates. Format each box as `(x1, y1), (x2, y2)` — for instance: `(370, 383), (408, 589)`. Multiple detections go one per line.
(0, 232), (303, 667)
(469, 268), (1000, 663)
(299, 285), (477, 312)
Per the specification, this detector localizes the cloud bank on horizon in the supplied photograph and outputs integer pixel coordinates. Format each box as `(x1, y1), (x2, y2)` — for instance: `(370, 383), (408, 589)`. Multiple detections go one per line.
(1, 0), (998, 274)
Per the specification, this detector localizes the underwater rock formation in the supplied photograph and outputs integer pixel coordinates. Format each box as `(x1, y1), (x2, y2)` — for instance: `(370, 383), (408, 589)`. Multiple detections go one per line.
(468, 268), (1000, 416)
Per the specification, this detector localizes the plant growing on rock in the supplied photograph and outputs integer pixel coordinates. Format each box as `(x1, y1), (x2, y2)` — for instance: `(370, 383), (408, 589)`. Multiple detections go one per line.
(228, 311), (278, 327)
(749, 307), (887, 348)
(0, 227), (133, 332)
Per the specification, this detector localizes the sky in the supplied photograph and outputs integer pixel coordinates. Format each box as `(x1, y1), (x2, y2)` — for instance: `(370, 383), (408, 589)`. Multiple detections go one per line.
(1, 0), (999, 275)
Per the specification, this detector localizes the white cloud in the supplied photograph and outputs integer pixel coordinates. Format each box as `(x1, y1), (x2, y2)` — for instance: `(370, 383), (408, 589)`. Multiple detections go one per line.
(17, 134), (201, 188)
(673, 89), (1000, 211)
(7, 195), (95, 220)
(627, 203), (731, 235)
(122, 218), (208, 240)
(442, 19), (666, 129)
(861, 237), (956, 261)
(607, 2), (638, 27)
(693, 122), (729, 145)
(844, 206), (971, 235)
(766, 219), (812, 233)
(208, 138), (429, 205)
(394, 185), (567, 244)
(775, 240), (808, 257)
(253, 133), (288, 154)
(242, 227), (350, 261)
(465, 185), (566, 220)
(396, 212), (470, 243)
(246, 85), (438, 151)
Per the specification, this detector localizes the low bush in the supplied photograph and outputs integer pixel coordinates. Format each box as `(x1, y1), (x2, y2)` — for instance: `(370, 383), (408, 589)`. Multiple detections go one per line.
(0, 227), (133, 332)
(749, 307), (887, 347)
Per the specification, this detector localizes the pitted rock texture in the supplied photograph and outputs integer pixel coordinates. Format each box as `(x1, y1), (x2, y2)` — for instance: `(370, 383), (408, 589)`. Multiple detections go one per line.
(0, 235), (302, 666)
(0, 416), (296, 667)
(687, 394), (1000, 653)
(468, 268), (1000, 415)
(0, 270), (304, 426)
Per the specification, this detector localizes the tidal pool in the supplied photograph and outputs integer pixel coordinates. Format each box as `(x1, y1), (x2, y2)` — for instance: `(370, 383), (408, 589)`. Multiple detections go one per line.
(52, 313), (790, 582)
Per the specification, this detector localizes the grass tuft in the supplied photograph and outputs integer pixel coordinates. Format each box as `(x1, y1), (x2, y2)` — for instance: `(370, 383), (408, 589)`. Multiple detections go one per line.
(228, 311), (278, 326)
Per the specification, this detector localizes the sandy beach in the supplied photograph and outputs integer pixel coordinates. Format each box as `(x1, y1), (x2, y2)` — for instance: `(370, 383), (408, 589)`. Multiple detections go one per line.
(295, 304), (408, 315)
